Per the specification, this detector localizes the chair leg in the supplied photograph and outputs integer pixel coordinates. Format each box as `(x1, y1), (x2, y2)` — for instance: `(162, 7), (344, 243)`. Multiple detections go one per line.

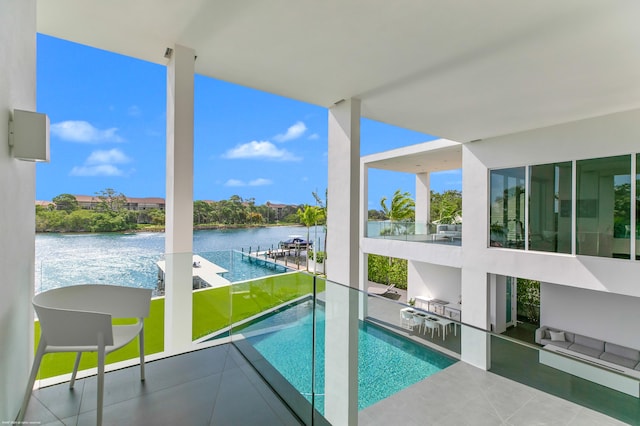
(17, 340), (46, 422)
(97, 337), (105, 426)
(69, 352), (82, 389)
(138, 324), (145, 381)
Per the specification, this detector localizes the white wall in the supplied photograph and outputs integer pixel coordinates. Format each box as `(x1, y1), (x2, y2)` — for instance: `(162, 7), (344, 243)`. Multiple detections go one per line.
(541, 283), (640, 350)
(0, 0), (36, 419)
(463, 108), (640, 298)
(407, 260), (461, 305)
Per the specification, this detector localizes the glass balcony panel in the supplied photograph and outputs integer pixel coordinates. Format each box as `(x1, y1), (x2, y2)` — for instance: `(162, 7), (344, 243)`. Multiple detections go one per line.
(36, 254), (167, 384)
(366, 220), (461, 245)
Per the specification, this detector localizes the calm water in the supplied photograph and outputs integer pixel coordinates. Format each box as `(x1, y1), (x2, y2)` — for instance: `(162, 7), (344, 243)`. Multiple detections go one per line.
(246, 302), (456, 412)
(35, 226), (324, 293)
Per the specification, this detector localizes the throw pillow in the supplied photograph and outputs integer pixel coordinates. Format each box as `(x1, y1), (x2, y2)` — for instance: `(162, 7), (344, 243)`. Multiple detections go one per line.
(550, 331), (565, 342)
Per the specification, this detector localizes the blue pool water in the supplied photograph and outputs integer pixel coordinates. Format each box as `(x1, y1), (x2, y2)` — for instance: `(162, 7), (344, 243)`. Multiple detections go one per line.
(246, 302), (456, 412)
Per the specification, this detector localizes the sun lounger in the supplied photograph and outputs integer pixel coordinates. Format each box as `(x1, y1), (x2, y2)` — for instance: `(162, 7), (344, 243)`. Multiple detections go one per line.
(368, 283), (396, 295)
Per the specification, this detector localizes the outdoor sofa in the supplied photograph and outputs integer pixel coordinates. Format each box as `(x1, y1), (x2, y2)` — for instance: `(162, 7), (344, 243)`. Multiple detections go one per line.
(535, 325), (640, 378)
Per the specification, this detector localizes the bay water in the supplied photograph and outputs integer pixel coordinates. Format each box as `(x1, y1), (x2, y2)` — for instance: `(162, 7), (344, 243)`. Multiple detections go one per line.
(36, 226), (325, 293)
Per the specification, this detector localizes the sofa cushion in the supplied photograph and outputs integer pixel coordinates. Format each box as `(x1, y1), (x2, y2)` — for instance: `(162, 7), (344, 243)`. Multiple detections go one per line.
(599, 352), (639, 369)
(605, 342), (640, 362)
(573, 334), (605, 351)
(550, 331), (565, 342)
(542, 339), (572, 349)
(635, 362), (640, 371)
(569, 343), (604, 359)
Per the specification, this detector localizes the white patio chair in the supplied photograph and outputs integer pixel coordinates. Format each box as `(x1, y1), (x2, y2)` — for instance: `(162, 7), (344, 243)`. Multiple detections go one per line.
(423, 318), (440, 338)
(19, 284), (152, 426)
(400, 309), (417, 330)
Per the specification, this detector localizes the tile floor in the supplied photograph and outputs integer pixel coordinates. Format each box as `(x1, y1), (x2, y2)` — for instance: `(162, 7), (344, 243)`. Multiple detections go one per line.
(21, 344), (302, 425)
(20, 340), (636, 425)
(360, 361), (629, 426)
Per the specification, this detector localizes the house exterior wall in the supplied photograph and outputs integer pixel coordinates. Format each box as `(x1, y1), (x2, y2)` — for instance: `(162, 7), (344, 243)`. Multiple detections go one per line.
(463, 108), (640, 298)
(363, 107), (640, 363)
(0, 0), (36, 419)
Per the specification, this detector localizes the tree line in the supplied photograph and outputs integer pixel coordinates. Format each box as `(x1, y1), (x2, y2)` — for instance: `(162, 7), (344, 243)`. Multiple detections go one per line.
(35, 189), (323, 233)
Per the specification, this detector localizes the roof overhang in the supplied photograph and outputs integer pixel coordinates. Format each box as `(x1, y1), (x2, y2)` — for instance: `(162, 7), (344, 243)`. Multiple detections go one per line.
(363, 139), (462, 174)
(37, 0), (640, 142)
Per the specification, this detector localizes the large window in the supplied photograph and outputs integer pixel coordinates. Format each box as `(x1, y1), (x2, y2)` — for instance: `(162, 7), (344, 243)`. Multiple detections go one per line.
(489, 168), (525, 249)
(529, 162), (572, 253)
(576, 155), (631, 259)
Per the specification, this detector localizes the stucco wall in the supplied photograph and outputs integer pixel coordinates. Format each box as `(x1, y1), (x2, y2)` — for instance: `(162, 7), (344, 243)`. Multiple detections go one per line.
(0, 0), (36, 420)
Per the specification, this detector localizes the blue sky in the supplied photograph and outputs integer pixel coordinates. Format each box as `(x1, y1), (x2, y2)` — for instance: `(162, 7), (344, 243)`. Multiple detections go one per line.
(36, 34), (461, 208)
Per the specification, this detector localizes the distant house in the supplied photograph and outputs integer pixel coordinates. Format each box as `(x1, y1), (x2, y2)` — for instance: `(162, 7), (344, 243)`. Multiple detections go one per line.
(124, 197), (166, 211)
(35, 200), (54, 209)
(265, 202), (296, 220)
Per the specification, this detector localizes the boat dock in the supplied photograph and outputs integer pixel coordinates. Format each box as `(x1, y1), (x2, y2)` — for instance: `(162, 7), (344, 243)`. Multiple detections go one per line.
(156, 254), (231, 294)
(240, 247), (305, 271)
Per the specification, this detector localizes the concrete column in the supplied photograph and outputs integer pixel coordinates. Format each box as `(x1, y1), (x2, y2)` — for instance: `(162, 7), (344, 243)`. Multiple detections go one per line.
(325, 98), (360, 425)
(460, 268), (491, 369)
(415, 172), (430, 232)
(327, 98), (360, 287)
(165, 44), (195, 353)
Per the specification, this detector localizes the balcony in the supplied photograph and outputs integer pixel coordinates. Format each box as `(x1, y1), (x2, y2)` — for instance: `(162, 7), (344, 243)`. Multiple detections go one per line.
(367, 221), (462, 246)
(24, 257), (640, 424)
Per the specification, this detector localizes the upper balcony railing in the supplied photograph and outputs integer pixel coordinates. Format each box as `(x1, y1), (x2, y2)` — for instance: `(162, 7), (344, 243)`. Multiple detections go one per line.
(367, 220), (462, 245)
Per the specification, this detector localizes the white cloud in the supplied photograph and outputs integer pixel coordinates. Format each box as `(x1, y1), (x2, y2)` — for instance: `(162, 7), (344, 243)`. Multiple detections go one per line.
(308, 133), (319, 140)
(69, 148), (133, 177)
(51, 120), (124, 143)
(274, 121), (307, 142)
(224, 179), (245, 187)
(248, 178), (272, 186)
(222, 140), (301, 161)
(224, 178), (274, 187)
(85, 148), (131, 165)
(70, 164), (128, 177)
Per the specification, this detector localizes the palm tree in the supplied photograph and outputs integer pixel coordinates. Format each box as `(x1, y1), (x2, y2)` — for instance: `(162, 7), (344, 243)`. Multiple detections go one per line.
(380, 189), (415, 235)
(297, 205), (324, 271)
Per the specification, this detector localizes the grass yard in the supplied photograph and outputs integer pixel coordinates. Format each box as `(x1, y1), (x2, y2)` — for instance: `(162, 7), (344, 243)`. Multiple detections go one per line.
(36, 272), (320, 379)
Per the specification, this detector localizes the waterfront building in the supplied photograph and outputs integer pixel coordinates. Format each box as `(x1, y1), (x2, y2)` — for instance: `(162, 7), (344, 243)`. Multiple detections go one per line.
(3, 1), (640, 424)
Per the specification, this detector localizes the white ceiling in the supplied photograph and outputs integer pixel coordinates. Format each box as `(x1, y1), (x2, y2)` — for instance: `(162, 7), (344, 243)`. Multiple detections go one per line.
(37, 0), (640, 142)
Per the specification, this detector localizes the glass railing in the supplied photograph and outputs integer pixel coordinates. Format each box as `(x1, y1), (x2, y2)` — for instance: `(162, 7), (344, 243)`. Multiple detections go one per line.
(33, 254), (639, 424)
(228, 275), (639, 425)
(33, 249), (295, 384)
(367, 221), (462, 245)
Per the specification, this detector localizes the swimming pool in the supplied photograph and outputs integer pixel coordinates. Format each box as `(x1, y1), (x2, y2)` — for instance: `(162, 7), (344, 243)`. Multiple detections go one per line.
(244, 302), (456, 412)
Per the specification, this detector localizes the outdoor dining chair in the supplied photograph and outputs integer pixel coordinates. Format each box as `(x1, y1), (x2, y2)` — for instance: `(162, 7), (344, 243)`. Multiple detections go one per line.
(19, 284), (152, 426)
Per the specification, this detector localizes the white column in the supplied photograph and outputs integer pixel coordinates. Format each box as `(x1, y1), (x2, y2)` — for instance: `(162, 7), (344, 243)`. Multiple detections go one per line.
(165, 44), (195, 353)
(460, 268), (491, 369)
(415, 173), (430, 232)
(327, 98), (360, 286)
(325, 98), (360, 425)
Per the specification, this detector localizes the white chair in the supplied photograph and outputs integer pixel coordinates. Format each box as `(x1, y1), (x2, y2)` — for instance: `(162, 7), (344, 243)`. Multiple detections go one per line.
(423, 318), (440, 338)
(19, 284), (152, 426)
(400, 309), (417, 330)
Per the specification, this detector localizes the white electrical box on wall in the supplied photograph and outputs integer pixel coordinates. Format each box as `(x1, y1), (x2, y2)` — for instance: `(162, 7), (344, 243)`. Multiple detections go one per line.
(8, 109), (50, 162)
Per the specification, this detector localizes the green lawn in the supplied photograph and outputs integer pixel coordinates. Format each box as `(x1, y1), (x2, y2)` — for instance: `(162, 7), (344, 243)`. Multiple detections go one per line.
(35, 272), (319, 379)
